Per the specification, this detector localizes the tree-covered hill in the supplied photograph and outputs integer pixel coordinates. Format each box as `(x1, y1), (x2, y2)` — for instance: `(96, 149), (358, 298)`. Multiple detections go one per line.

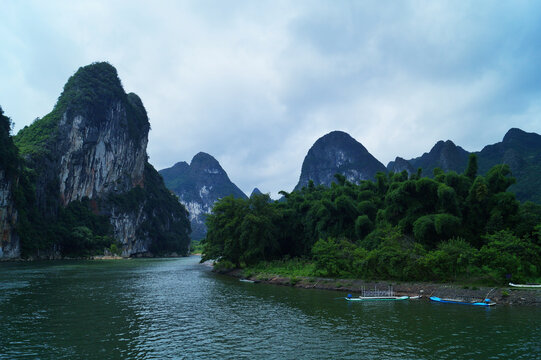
(203, 155), (541, 285)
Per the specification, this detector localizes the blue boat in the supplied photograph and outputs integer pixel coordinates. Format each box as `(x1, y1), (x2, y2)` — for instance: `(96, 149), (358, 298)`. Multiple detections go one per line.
(430, 296), (495, 307)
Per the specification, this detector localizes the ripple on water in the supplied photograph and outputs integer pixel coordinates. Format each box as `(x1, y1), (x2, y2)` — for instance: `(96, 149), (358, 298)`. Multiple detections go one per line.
(0, 257), (540, 359)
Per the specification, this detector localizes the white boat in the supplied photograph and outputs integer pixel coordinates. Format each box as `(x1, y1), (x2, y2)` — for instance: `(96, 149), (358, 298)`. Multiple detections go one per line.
(509, 282), (541, 288)
(345, 286), (409, 301)
(345, 295), (409, 301)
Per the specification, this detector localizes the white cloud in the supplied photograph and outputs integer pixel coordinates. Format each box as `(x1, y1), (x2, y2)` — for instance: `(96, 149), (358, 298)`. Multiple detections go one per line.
(1, 0), (541, 198)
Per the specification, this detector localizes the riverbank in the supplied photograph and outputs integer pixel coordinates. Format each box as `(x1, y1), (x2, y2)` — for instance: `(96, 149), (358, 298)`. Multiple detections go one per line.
(214, 267), (541, 306)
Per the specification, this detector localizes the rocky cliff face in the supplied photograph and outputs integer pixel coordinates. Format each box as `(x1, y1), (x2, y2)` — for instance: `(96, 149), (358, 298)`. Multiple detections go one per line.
(0, 170), (19, 258)
(295, 131), (386, 190)
(57, 98), (147, 204)
(160, 152), (247, 240)
(12, 62), (190, 257)
(0, 107), (20, 259)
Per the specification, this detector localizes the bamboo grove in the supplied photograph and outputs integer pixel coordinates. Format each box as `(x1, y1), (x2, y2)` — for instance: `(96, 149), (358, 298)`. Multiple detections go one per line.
(202, 155), (541, 284)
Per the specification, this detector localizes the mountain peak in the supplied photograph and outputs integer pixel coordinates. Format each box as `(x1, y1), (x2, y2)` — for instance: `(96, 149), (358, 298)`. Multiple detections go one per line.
(502, 128), (541, 147)
(58, 62), (125, 111)
(295, 130), (386, 190)
(431, 139), (458, 152)
(250, 187), (263, 197)
(387, 156), (415, 174)
(503, 128), (527, 141)
(190, 152), (225, 175)
(407, 138), (469, 175)
(159, 153), (247, 240)
(312, 131), (365, 150)
(191, 151), (219, 164)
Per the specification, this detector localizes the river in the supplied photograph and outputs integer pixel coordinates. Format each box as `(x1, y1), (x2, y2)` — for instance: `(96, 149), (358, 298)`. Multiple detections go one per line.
(0, 256), (539, 359)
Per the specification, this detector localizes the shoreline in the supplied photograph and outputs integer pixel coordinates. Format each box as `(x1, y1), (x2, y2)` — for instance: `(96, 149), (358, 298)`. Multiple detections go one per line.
(1, 253), (192, 262)
(215, 267), (541, 306)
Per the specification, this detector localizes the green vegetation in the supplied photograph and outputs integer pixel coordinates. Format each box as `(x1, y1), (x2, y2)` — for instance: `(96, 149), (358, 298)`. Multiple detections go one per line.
(203, 155), (541, 285)
(16, 192), (115, 257)
(0, 107), (20, 178)
(14, 163), (191, 258)
(243, 259), (316, 278)
(191, 240), (204, 254)
(140, 163), (191, 255)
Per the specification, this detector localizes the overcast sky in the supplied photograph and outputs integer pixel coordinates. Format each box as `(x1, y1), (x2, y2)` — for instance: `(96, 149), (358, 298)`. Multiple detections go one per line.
(1, 0), (541, 197)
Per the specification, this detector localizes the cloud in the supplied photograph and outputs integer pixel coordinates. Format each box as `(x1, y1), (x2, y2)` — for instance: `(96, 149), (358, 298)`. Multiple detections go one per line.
(1, 0), (541, 198)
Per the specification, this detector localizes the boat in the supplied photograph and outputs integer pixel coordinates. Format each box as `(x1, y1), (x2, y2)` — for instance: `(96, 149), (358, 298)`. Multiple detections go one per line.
(239, 279), (256, 283)
(345, 285), (409, 301)
(345, 295), (409, 301)
(509, 283), (541, 288)
(429, 296), (496, 307)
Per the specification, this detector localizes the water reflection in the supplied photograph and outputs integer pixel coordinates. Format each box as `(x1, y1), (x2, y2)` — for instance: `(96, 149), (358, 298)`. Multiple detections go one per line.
(0, 257), (539, 359)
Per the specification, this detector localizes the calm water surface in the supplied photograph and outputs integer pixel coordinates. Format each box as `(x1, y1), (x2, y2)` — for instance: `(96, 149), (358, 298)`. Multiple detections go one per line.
(0, 256), (539, 359)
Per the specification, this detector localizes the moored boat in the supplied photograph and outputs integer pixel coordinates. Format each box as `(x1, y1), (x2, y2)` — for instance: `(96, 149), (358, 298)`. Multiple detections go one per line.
(509, 283), (541, 288)
(429, 296), (495, 307)
(345, 295), (409, 301)
(345, 285), (409, 301)
(239, 279), (256, 283)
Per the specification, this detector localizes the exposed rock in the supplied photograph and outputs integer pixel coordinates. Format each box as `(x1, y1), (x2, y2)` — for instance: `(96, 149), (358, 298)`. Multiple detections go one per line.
(294, 130), (386, 190)
(0, 107), (20, 259)
(57, 102), (147, 205)
(0, 170), (19, 259)
(160, 152), (247, 240)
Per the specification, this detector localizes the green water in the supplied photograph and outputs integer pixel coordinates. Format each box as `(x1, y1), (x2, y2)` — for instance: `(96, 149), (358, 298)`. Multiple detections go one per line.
(0, 256), (539, 359)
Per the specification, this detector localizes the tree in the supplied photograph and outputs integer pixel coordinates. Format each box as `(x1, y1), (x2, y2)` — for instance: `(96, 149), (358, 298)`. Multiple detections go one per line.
(465, 154), (478, 180)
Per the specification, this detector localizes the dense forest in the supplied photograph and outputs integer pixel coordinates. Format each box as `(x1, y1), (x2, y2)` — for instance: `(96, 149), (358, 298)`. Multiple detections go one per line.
(202, 155), (541, 284)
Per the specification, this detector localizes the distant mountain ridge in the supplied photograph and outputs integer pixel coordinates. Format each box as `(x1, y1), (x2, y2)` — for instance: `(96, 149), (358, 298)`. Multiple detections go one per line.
(158, 127), (541, 243)
(295, 128), (541, 203)
(387, 128), (541, 202)
(160, 152), (247, 240)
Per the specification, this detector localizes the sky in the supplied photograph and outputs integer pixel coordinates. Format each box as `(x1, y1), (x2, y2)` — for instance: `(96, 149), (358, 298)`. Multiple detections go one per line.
(1, 0), (541, 198)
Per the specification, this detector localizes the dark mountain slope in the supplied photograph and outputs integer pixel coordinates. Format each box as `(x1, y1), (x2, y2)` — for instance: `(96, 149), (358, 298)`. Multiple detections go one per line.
(160, 152), (247, 240)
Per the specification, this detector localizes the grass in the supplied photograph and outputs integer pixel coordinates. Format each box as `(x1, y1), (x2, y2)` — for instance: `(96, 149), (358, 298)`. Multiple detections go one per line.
(243, 259), (316, 278)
